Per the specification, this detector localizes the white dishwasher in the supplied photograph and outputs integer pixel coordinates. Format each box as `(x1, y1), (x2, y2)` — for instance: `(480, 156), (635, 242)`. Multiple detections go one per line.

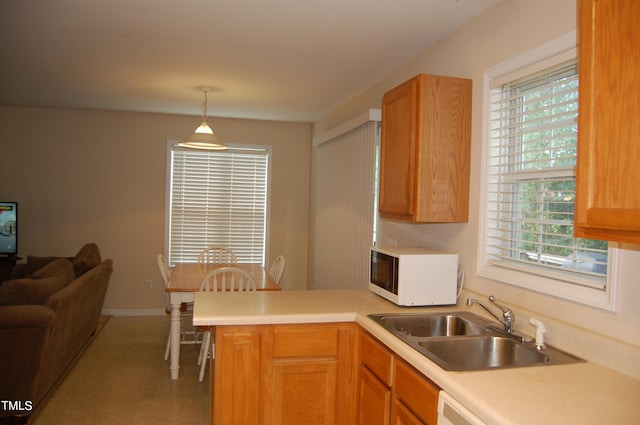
(437, 391), (488, 425)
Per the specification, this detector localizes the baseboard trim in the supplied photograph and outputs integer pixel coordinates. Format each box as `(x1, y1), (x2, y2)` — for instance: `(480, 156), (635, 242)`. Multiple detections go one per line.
(101, 308), (165, 316)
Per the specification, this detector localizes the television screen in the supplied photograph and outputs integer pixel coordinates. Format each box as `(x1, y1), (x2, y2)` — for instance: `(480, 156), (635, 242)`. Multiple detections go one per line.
(0, 202), (17, 256)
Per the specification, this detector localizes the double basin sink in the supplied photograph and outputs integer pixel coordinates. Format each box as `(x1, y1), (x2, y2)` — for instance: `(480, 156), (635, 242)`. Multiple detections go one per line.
(368, 312), (582, 371)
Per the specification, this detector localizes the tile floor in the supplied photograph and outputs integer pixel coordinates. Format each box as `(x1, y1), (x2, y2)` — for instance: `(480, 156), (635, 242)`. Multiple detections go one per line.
(29, 316), (208, 425)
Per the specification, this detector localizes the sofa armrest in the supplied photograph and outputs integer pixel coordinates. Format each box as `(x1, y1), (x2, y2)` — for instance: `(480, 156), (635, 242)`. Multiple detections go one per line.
(0, 305), (55, 410)
(0, 304), (55, 330)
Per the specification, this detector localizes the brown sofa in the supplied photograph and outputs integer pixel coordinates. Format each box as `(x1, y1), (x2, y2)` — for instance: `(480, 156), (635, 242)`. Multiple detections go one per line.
(0, 243), (113, 423)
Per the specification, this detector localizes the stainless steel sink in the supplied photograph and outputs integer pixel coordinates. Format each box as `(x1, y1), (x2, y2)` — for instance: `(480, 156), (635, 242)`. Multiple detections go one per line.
(417, 336), (549, 370)
(368, 312), (583, 371)
(369, 312), (489, 338)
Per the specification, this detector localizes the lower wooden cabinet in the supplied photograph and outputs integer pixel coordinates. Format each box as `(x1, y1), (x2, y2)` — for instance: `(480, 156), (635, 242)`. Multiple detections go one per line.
(212, 326), (264, 425)
(357, 329), (440, 425)
(391, 398), (425, 425)
(212, 324), (439, 425)
(212, 322), (358, 425)
(392, 358), (439, 425)
(266, 359), (338, 424)
(357, 330), (394, 425)
(358, 366), (392, 425)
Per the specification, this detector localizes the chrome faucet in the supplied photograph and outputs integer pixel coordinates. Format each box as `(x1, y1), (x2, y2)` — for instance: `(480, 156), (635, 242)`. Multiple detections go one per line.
(466, 296), (532, 342)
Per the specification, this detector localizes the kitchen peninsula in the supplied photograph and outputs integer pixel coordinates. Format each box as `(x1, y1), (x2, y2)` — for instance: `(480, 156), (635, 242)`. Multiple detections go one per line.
(193, 289), (640, 425)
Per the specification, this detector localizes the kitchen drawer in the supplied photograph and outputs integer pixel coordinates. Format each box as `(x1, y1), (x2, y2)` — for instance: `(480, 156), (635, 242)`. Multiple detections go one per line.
(360, 330), (393, 386)
(271, 324), (340, 358)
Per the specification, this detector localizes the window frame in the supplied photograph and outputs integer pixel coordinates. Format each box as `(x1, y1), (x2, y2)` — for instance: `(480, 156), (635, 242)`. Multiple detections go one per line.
(478, 33), (619, 312)
(164, 140), (272, 267)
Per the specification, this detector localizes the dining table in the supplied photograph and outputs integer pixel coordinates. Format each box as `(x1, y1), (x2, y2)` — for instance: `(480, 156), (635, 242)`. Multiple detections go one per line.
(166, 262), (281, 379)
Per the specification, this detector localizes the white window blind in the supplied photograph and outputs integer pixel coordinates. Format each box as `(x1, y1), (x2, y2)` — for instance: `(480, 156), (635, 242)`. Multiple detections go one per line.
(168, 145), (269, 266)
(486, 59), (609, 289)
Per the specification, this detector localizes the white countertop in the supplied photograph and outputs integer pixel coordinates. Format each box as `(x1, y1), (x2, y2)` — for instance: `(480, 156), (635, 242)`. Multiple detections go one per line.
(193, 288), (394, 325)
(193, 289), (640, 425)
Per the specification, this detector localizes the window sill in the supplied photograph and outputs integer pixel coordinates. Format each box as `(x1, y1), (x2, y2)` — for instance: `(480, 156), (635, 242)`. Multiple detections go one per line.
(477, 262), (618, 312)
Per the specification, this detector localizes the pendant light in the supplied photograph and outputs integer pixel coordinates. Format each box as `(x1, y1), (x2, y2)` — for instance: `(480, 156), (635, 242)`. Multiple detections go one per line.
(178, 86), (228, 150)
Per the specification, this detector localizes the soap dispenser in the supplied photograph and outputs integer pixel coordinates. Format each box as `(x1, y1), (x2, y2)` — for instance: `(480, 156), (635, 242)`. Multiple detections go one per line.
(529, 318), (547, 350)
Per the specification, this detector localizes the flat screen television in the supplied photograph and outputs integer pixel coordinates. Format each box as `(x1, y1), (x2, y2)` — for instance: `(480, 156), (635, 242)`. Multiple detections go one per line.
(0, 202), (18, 256)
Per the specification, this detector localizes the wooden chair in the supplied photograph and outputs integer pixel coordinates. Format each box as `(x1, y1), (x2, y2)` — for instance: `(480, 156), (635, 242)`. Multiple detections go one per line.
(268, 255), (286, 284)
(197, 266), (256, 382)
(157, 254), (202, 361)
(197, 246), (237, 265)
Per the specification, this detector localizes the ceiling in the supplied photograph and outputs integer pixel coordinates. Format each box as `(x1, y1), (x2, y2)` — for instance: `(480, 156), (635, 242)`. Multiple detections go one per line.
(0, 0), (498, 122)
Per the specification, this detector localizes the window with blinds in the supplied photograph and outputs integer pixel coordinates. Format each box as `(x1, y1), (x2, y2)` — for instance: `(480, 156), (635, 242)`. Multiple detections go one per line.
(484, 57), (610, 291)
(167, 145), (269, 266)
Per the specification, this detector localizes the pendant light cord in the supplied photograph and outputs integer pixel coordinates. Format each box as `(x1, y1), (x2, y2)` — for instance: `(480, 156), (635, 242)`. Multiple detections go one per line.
(201, 90), (208, 122)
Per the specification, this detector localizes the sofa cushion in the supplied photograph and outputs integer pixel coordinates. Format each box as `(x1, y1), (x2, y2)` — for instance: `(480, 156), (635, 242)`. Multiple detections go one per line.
(31, 258), (76, 284)
(0, 275), (67, 306)
(20, 256), (72, 278)
(71, 243), (102, 277)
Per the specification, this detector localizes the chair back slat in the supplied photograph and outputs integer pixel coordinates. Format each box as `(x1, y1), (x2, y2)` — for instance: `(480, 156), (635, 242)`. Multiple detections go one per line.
(268, 255), (285, 284)
(197, 246), (237, 265)
(199, 266), (257, 293)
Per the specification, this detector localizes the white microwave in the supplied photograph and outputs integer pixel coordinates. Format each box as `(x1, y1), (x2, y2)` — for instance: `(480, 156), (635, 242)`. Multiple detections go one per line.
(369, 246), (458, 306)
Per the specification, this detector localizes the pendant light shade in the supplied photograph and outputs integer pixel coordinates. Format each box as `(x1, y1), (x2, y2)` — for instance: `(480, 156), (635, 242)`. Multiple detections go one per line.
(178, 87), (228, 150)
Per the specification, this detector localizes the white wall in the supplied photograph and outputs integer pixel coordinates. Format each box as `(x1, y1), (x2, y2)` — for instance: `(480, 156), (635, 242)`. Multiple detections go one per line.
(0, 106), (312, 313)
(314, 0), (640, 377)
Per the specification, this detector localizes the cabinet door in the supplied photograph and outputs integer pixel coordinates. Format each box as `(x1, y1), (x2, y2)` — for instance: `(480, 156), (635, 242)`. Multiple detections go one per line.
(213, 326), (263, 425)
(418, 75), (471, 223)
(379, 76), (420, 219)
(357, 366), (391, 425)
(263, 323), (357, 425)
(268, 359), (338, 425)
(390, 398), (425, 425)
(575, 0), (640, 243)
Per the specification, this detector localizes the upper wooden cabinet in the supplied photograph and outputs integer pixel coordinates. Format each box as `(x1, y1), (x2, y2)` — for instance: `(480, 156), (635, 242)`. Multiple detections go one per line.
(379, 74), (472, 223)
(574, 0), (640, 243)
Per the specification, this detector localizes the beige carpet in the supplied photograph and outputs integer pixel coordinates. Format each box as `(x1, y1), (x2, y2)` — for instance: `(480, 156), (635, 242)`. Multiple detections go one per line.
(30, 316), (208, 425)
